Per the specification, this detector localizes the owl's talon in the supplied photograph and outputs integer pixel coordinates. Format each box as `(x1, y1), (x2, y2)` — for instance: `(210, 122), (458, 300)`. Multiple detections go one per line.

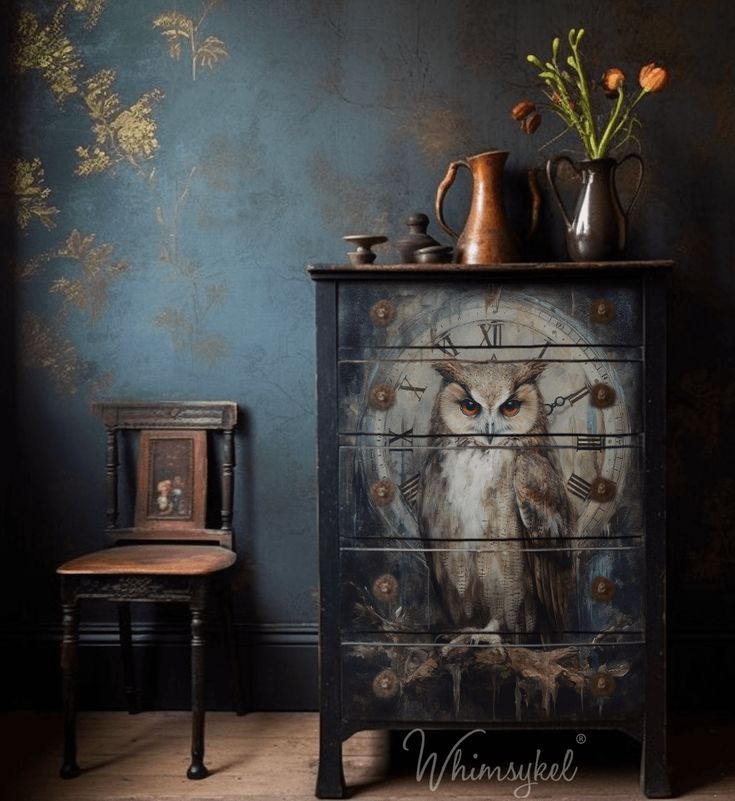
(440, 629), (505, 657)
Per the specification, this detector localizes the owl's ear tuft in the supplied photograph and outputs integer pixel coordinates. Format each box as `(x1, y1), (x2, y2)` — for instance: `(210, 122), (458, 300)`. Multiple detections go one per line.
(432, 360), (466, 385)
(514, 360), (546, 387)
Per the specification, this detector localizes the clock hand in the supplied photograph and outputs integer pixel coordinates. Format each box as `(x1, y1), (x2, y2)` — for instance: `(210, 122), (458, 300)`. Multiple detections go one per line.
(544, 386), (590, 416)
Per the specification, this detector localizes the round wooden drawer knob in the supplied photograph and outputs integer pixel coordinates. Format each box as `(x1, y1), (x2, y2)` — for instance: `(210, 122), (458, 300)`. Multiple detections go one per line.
(589, 671), (616, 697)
(590, 576), (616, 602)
(590, 477), (617, 503)
(372, 574), (399, 602)
(590, 383), (616, 408)
(372, 669), (399, 699)
(591, 298), (615, 323)
(369, 383), (396, 410)
(369, 299), (396, 327)
(369, 479), (395, 506)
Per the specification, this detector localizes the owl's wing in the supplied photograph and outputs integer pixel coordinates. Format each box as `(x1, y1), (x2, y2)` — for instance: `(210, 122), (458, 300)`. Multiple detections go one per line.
(513, 448), (576, 635)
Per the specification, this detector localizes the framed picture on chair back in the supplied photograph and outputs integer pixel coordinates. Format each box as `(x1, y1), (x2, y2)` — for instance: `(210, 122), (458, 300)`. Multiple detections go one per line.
(135, 430), (207, 529)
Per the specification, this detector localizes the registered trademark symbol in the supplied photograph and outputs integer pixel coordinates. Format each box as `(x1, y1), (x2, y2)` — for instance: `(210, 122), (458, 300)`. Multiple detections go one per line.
(576, 733), (587, 745)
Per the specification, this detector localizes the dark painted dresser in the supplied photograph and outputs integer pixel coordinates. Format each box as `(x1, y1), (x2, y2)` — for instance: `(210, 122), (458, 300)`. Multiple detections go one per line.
(309, 261), (672, 798)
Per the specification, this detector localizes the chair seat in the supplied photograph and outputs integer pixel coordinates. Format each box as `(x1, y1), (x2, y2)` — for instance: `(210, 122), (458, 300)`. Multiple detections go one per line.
(57, 544), (236, 576)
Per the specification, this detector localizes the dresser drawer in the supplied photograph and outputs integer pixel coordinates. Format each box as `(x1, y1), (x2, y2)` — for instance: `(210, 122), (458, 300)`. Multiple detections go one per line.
(339, 443), (645, 544)
(338, 280), (643, 351)
(341, 639), (643, 722)
(340, 544), (644, 635)
(339, 357), (643, 437)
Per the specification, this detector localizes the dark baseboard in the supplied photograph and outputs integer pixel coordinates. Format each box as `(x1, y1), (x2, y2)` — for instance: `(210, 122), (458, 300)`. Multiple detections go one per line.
(3, 621), (318, 712)
(3, 623), (734, 716)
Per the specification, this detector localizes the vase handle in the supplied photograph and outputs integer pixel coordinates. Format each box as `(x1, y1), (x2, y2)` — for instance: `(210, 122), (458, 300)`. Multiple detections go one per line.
(614, 153), (645, 220)
(435, 159), (469, 240)
(546, 156), (578, 230)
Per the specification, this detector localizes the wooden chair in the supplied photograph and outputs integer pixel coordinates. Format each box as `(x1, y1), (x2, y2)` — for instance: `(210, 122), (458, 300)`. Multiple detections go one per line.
(57, 401), (245, 781)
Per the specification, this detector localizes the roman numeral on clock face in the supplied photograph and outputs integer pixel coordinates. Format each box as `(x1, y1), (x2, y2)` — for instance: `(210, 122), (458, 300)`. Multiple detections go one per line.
(577, 435), (605, 451)
(567, 473), (592, 500)
(398, 473), (421, 512)
(486, 287), (502, 313)
(388, 427), (414, 450)
(433, 334), (459, 356)
(396, 375), (426, 400)
(479, 322), (502, 347)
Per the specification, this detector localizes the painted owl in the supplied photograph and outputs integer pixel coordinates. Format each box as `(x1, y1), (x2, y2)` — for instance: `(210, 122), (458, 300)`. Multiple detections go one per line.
(418, 359), (576, 643)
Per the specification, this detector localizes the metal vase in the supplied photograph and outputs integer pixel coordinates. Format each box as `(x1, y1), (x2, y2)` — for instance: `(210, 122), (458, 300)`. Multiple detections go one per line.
(546, 155), (644, 261)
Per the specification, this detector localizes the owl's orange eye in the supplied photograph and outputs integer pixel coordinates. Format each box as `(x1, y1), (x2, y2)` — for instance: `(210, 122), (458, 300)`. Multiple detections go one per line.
(500, 398), (521, 417)
(459, 398), (481, 417)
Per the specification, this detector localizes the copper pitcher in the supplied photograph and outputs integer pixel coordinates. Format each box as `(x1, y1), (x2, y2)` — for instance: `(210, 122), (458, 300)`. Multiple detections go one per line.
(435, 150), (540, 264)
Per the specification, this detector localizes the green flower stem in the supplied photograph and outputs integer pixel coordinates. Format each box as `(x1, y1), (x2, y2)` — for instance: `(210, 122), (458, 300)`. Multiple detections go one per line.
(568, 30), (597, 156)
(546, 57), (587, 152)
(534, 59), (590, 152)
(595, 85), (626, 157)
(596, 86), (647, 157)
(548, 46), (592, 153)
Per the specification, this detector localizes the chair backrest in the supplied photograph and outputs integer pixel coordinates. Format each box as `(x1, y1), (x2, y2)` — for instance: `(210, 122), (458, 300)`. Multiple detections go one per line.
(94, 401), (238, 548)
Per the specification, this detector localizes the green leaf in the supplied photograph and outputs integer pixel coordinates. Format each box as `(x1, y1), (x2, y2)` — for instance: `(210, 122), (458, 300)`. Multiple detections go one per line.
(527, 54), (543, 68)
(552, 37), (560, 59)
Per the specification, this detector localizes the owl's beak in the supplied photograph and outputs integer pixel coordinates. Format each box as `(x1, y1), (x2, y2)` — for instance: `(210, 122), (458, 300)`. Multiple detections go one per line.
(484, 420), (494, 446)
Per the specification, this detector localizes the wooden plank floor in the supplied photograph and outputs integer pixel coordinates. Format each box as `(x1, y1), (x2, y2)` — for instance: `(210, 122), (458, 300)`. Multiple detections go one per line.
(1, 711), (732, 800)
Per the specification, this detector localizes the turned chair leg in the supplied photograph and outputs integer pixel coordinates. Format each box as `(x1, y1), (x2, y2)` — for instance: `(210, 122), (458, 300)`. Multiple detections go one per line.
(117, 603), (138, 714)
(60, 595), (81, 779)
(222, 587), (247, 715)
(187, 594), (209, 780)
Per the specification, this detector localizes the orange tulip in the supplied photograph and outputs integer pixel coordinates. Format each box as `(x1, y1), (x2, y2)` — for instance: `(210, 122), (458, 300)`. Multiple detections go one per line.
(521, 111), (542, 134)
(639, 63), (668, 93)
(602, 68), (626, 96)
(511, 100), (536, 121)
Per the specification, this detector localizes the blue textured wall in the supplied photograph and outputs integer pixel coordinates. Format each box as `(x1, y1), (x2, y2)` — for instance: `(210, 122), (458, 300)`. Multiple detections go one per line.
(4, 0), (735, 709)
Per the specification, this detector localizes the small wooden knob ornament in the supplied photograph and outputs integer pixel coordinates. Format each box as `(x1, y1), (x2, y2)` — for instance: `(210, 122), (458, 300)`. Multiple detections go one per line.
(343, 235), (387, 265)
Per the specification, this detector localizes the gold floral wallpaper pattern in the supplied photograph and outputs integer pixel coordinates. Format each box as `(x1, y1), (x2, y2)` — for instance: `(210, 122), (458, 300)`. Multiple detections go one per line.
(12, 0), (232, 393)
(153, 0), (229, 81)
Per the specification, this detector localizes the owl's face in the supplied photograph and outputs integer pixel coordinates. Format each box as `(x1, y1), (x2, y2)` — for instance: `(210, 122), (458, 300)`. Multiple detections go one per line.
(432, 360), (546, 442)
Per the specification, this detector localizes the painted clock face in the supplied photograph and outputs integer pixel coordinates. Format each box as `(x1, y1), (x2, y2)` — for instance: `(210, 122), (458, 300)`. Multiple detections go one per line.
(358, 286), (636, 540)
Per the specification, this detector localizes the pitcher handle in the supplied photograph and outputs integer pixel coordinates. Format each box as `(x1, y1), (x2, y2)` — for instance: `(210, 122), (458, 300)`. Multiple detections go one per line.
(546, 156), (578, 230)
(435, 159), (469, 240)
(527, 167), (542, 239)
(614, 153), (645, 220)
